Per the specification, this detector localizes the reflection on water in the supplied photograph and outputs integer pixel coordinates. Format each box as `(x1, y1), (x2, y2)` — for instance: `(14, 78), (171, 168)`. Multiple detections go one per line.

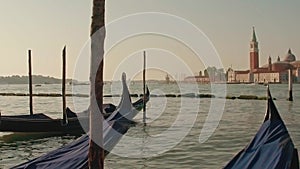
(0, 83), (300, 168)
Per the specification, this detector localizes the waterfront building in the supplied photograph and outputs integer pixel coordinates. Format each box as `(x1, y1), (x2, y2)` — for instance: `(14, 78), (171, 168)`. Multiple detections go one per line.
(184, 69), (226, 83)
(227, 27), (300, 83)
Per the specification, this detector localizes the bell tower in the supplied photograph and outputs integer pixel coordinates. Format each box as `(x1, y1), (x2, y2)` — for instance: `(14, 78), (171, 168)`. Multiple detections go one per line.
(250, 27), (259, 72)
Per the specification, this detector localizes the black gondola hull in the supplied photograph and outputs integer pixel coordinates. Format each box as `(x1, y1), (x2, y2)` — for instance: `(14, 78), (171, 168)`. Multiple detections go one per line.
(0, 87), (149, 134)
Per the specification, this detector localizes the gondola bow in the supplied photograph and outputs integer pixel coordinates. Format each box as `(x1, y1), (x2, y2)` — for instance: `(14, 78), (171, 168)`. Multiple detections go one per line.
(224, 87), (299, 169)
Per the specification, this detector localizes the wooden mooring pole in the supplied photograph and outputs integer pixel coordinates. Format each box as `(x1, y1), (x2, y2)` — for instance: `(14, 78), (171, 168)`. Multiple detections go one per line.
(143, 51), (146, 125)
(62, 46), (67, 125)
(288, 69), (293, 101)
(28, 50), (33, 115)
(89, 0), (105, 168)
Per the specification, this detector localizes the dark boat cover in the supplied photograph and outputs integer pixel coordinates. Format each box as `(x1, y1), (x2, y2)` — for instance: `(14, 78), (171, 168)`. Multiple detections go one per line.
(224, 88), (299, 169)
(13, 120), (128, 169)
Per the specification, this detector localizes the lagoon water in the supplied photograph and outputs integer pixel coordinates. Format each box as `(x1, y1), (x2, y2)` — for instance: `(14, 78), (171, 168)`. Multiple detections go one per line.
(0, 82), (300, 169)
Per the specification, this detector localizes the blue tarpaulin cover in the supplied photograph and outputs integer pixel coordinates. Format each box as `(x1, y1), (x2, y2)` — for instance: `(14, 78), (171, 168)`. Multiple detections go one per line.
(224, 88), (299, 169)
(13, 121), (128, 169)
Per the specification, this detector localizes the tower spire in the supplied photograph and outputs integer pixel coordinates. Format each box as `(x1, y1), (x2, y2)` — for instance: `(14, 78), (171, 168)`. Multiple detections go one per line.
(250, 26), (259, 73)
(252, 26), (257, 42)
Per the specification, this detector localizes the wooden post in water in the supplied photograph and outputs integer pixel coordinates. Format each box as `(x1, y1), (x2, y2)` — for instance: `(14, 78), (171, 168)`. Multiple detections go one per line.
(89, 0), (105, 168)
(288, 69), (293, 101)
(62, 46), (67, 125)
(28, 50), (33, 116)
(143, 51), (146, 125)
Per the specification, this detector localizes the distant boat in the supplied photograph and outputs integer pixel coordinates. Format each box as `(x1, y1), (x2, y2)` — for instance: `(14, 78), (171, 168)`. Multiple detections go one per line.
(224, 87), (299, 169)
(34, 84), (42, 87)
(69, 81), (90, 86)
(0, 76), (150, 134)
(13, 71), (147, 169)
(166, 74), (170, 84)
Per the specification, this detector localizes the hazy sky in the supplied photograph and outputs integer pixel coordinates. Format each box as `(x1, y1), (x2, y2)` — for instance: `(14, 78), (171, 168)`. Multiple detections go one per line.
(1, 0), (300, 81)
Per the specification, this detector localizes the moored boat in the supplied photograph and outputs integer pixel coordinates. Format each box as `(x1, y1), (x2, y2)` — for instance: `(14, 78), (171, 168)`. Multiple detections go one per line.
(224, 86), (299, 169)
(0, 76), (149, 134)
(13, 72), (147, 169)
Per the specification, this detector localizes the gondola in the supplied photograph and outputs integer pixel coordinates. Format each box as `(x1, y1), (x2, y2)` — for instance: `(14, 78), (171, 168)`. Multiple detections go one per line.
(224, 87), (299, 169)
(13, 72), (146, 169)
(0, 77), (150, 134)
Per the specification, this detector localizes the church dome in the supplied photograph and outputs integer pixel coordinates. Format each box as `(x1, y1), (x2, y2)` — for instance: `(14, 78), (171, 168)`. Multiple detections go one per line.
(272, 61), (293, 72)
(283, 49), (296, 62)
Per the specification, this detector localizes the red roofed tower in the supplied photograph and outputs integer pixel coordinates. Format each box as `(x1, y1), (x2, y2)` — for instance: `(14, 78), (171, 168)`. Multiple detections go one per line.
(250, 27), (259, 72)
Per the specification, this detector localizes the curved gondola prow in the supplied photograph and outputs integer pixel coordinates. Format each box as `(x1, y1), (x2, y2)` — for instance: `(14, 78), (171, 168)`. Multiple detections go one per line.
(266, 86), (299, 169)
(145, 85), (150, 102)
(106, 73), (150, 123)
(224, 86), (299, 169)
(265, 86), (282, 123)
(264, 85), (271, 122)
(132, 85), (150, 111)
(64, 83), (150, 121)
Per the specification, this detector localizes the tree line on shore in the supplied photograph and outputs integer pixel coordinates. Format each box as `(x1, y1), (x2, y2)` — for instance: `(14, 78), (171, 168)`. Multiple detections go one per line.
(0, 75), (75, 84)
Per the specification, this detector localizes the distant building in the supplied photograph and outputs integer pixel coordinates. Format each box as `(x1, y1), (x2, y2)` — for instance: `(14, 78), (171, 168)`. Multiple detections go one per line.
(227, 27), (300, 83)
(184, 75), (210, 83)
(227, 69), (250, 83)
(184, 69), (226, 83)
